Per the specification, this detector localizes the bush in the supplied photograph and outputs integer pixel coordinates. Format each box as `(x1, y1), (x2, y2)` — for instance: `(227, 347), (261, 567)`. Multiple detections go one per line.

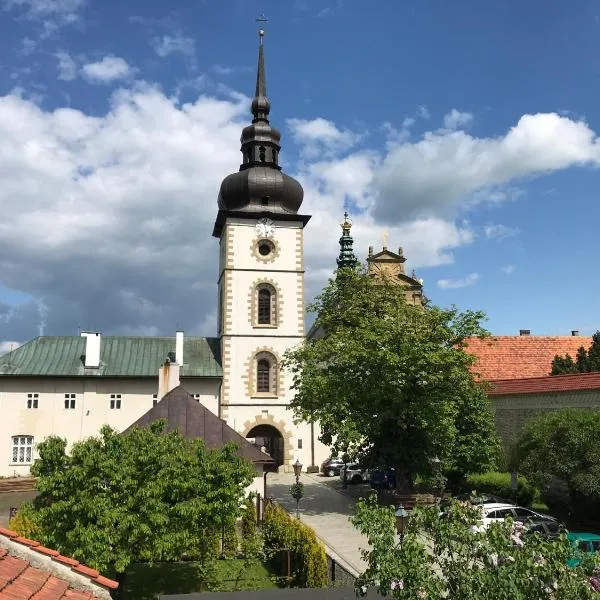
(464, 471), (539, 507)
(241, 495), (263, 559)
(222, 519), (239, 558)
(262, 502), (328, 588)
(8, 502), (40, 539)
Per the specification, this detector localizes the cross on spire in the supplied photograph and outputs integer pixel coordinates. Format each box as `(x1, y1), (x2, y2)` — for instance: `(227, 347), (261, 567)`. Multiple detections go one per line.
(256, 12), (268, 43)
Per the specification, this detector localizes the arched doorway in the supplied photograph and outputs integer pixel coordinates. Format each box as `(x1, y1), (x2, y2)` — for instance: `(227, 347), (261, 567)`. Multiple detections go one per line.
(246, 424), (284, 467)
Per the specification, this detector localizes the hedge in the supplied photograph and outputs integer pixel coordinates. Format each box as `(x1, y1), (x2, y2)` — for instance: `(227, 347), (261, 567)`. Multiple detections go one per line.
(262, 502), (328, 588)
(464, 471), (539, 507)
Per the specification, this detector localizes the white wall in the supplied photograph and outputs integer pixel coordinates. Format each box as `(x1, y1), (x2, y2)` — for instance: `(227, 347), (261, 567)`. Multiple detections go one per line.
(0, 376), (220, 477)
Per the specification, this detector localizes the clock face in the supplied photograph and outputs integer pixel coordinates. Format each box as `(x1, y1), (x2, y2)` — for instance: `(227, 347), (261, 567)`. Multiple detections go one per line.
(255, 218), (274, 238)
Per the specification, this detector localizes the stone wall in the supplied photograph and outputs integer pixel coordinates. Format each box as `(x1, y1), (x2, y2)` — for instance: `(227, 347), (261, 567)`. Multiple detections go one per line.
(492, 388), (600, 446)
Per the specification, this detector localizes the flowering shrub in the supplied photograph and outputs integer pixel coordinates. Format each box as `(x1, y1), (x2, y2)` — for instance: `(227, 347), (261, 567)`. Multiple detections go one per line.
(352, 494), (600, 599)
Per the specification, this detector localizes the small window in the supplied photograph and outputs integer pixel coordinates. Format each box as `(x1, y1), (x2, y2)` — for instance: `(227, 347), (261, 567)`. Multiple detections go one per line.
(272, 149), (278, 163)
(192, 394), (201, 402)
(246, 148), (252, 163)
(257, 240), (274, 257)
(259, 146), (266, 162)
(257, 359), (271, 393)
(297, 439), (303, 450)
(110, 394), (122, 410)
(258, 288), (271, 324)
(26, 393), (38, 409)
(11, 435), (33, 464)
(260, 196), (269, 206)
(152, 393), (158, 406)
(64, 393), (76, 409)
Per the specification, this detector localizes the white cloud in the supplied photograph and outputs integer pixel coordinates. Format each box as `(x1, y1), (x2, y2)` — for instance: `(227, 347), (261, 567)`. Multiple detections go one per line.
(443, 109), (473, 131)
(501, 265), (515, 275)
(374, 112), (600, 223)
(287, 117), (362, 158)
(55, 50), (77, 81)
(81, 56), (131, 83)
(437, 273), (480, 290)
(484, 223), (520, 240)
(1, 0), (85, 33)
(20, 37), (36, 55)
(151, 33), (195, 58)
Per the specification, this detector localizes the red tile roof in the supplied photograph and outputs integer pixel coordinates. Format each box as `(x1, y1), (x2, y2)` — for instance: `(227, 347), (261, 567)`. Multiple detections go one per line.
(0, 527), (118, 599)
(488, 372), (600, 396)
(464, 336), (592, 381)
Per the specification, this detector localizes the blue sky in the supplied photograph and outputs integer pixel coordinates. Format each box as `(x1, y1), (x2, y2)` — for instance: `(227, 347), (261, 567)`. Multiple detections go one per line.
(0, 0), (599, 349)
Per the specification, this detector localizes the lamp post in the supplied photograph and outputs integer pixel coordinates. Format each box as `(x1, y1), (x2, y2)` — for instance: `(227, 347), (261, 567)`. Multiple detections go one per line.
(395, 504), (410, 547)
(430, 455), (445, 498)
(291, 459), (304, 519)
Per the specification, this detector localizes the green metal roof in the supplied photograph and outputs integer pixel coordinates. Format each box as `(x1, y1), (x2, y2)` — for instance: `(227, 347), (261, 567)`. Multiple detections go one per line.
(0, 336), (222, 378)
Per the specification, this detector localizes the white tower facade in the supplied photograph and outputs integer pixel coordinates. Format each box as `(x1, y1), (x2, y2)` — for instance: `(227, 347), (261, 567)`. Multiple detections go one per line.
(212, 30), (328, 471)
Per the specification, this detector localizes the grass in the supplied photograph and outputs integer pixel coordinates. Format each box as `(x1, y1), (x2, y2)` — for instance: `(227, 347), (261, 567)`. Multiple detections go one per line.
(123, 558), (278, 599)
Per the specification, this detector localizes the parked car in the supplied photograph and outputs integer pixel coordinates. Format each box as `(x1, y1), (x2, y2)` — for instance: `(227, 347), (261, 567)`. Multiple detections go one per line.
(339, 463), (368, 484)
(370, 468), (396, 490)
(567, 532), (600, 567)
(524, 518), (566, 540)
(454, 493), (511, 505)
(477, 503), (558, 530)
(320, 456), (345, 477)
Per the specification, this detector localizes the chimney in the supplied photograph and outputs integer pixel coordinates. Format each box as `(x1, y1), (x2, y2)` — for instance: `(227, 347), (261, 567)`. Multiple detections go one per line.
(519, 329), (531, 336)
(368, 246), (373, 257)
(572, 330), (579, 336)
(176, 330), (184, 365)
(80, 332), (101, 368)
(157, 357), (180, 400)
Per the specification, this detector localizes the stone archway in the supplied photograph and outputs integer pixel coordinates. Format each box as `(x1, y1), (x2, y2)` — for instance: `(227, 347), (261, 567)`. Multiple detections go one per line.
(243, 414), (294, 469)
(247, 424), (284, 466)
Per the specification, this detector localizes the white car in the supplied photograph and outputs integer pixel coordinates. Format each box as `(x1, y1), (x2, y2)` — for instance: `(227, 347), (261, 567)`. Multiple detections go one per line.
(339, 463), (368, 484)
(478, 503), (556, 530)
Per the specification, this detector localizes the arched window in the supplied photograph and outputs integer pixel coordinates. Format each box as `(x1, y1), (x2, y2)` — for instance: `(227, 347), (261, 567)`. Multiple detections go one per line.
(246, 147), (252, 163)
(257, 359), (271, 392)
(259, 146), (266, 162)
(255, 283), (277, 327)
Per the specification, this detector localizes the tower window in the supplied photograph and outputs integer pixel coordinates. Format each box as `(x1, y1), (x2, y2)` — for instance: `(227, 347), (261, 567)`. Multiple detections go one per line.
(258, 240), (274, 256)
(272, 149), (278, 163)
(257, 359), (271, 393)
(64, 393), (76, 409)
(246, 148), (252, 163)
(26, 393), (38, 409)
(259, 146), (266, 162)
(260, 196), (269, 206)
(258, 288), (272, 324)
(110, 394), (122, 409)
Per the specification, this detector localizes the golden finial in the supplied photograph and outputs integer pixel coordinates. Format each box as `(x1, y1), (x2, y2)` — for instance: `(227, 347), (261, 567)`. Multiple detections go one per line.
(340, 211), (352, 233)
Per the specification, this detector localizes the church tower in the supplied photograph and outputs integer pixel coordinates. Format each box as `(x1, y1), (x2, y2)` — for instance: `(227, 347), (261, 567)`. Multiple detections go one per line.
(213, 29), (323, 471)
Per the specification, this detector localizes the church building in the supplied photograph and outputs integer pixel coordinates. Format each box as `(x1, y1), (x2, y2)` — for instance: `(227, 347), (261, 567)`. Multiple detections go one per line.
(0, 30), (329, 477)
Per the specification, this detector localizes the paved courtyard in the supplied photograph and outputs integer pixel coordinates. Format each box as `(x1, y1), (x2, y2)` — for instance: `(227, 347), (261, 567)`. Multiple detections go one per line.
(266, 471), (372, 577)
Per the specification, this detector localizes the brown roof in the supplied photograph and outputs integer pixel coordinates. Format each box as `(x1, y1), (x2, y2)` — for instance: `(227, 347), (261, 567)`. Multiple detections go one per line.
(0, 527), (118, 599)
(464, 336), (592, 381)
(488, 372), (600, 396)
(125, 386), (275, 465)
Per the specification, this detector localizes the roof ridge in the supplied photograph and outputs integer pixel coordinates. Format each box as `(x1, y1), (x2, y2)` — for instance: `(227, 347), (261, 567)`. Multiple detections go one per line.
(0, 527), (118, 593)
(491, 371), (600, 384)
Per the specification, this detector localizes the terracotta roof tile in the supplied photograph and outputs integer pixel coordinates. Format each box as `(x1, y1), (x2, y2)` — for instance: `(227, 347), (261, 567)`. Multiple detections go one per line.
(0, 530), (119, 599)
(464, 336), (592, 381)
(489, 372), (600, 395)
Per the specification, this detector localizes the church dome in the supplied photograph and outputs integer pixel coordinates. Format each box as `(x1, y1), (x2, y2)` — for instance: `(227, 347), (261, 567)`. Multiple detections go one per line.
(216, 29), (303, 215)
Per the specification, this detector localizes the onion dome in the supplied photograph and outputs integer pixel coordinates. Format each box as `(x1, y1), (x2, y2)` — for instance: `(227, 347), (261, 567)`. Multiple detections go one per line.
(217, 29), (304, 215)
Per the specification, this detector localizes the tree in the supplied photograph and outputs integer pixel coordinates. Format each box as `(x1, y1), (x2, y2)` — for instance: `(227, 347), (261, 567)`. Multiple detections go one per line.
(517, 409), (600, 518)
(285, 267), (499, 491)
(29, 422), (254, 586)
(552, 331), (600, 375)
(352, 495), (600, 599)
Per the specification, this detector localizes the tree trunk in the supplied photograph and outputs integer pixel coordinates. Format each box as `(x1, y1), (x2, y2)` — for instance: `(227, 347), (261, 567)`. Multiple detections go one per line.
(112, 570), (127, 600)
(395, 466), (414, 494)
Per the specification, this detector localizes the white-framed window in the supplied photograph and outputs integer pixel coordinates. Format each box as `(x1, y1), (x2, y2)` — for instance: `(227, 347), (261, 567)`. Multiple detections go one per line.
(110, 394), (122, 409)
(26, 393), (38, 409)
(152, 393), (158, 406)
(11, 435), (33, 464)
(64, 393), (76, 409)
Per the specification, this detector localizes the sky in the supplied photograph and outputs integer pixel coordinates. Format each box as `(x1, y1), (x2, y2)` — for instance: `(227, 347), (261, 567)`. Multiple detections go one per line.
(1, 0), (600, 352)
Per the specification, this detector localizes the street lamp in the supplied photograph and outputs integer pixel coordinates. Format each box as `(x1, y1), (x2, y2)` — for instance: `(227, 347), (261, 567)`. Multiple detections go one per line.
(293, 458), (303, 483)
(395, 504), (410, 547)
(431, 456), (441, 473)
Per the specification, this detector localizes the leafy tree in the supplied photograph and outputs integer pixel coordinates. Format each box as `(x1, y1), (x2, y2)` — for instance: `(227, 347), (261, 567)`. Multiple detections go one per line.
(352, 495), (600, 599)
(285, 267), (499, 490)
(29, 422), (254, 587)
(517, 409), (600, 518)
(552, 331), (600, 374)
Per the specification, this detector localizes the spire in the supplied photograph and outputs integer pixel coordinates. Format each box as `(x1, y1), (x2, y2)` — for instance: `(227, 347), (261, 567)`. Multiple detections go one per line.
(337, 212), (358, 269)
(251, 28), (271, 121)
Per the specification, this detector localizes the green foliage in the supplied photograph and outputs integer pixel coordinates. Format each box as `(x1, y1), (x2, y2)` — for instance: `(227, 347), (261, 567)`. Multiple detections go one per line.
(552, 331), (600, 374)
(285, 267), (499, 488)
(241, 495), (263, 560)
(262, 502), (328, 588)
(290, 482), (304, 500)
(352, 494), (600, 599)
(222, 519), (239, 558)
(28, 422), (255, 575)
(518, 409), (600, 519)
(464, 472), (539, 507)
(8, 501), (40, 539)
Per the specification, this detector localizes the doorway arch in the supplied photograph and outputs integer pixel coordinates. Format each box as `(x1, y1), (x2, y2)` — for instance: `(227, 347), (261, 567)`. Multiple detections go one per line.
(246, 424), (284, 467)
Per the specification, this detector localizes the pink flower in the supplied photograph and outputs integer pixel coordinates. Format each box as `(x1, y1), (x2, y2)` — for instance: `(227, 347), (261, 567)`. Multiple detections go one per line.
(390, 579), (405, 590)
(511, 533), (524, 547)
